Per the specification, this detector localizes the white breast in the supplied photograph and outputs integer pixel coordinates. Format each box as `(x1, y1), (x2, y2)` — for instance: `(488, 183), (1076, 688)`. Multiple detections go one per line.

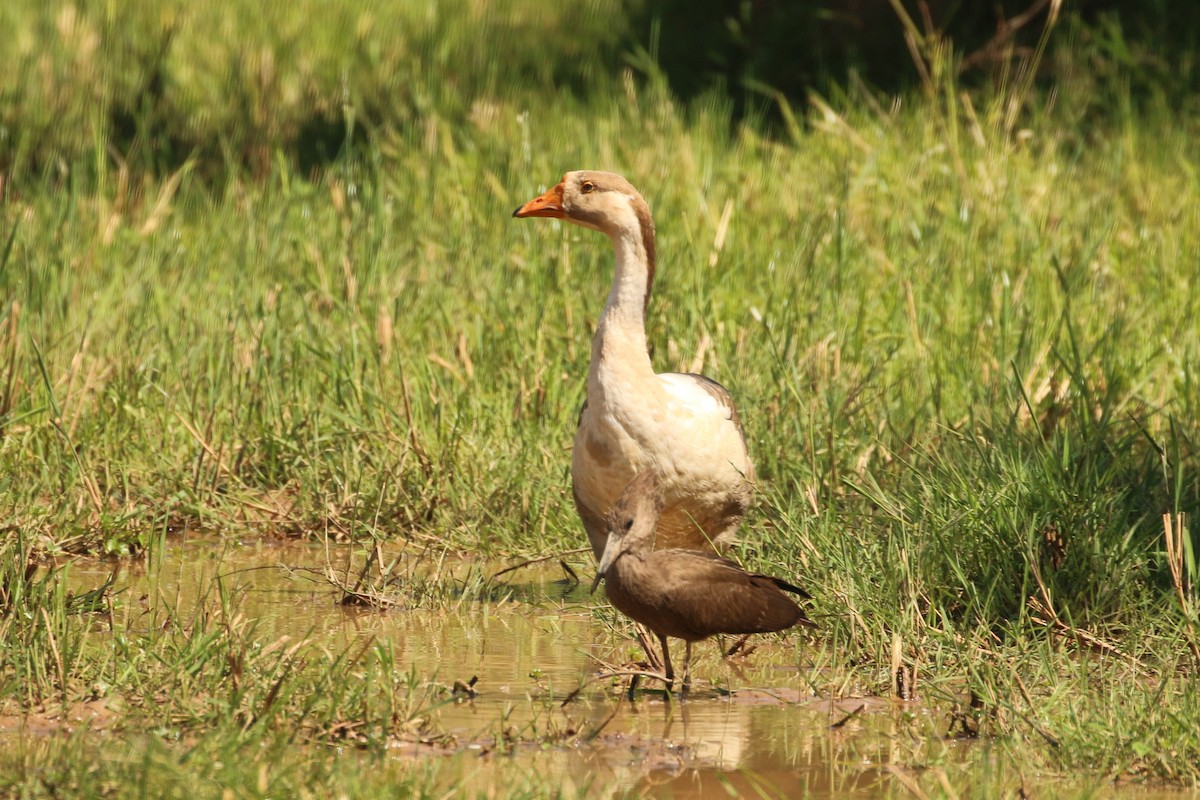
(572, 370), (752, 539)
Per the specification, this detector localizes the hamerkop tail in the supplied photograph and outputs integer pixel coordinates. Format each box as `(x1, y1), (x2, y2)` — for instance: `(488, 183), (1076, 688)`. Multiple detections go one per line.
(592, 469), (815, 693)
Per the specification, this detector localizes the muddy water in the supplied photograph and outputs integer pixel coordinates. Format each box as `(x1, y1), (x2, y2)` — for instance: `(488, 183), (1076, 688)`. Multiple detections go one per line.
(51, 537), (1179, 799)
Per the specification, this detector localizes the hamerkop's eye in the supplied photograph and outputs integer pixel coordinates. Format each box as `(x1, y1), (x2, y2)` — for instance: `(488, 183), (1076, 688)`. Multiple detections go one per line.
(623, 518), (634, 532)
(581, 180), (595, 193)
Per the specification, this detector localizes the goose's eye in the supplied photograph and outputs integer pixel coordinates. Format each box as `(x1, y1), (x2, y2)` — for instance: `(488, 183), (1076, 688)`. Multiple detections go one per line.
(581, 181), (596, 194)
(623, 518), (634, 532)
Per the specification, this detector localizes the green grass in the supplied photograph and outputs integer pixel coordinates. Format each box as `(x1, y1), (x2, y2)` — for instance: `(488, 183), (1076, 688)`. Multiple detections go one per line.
(0, 732), (608, 799)
(3, 0), (1200, 794)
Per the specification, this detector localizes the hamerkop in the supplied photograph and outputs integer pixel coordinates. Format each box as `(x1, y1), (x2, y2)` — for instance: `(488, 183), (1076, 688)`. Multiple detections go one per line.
(514, 171), (753, 560)
(592, 469), (815, 692)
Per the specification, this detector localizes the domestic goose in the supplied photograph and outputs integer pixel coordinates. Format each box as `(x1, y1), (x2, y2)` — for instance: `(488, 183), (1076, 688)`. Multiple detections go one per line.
(514, 171), (754, 559)
(592, 469), (814, 692)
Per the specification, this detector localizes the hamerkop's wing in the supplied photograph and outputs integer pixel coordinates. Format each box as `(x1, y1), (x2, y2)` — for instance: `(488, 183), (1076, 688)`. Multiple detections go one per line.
(650, 550), (816, 638)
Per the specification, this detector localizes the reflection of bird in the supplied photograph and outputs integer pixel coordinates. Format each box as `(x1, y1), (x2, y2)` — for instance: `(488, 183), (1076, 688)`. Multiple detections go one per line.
(592, 470), (814, 692)
(514, 171), (753, 560)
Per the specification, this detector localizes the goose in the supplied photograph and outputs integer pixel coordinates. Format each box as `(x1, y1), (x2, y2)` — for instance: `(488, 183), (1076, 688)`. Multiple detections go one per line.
(513, 170), (754, 560)
(592, 469), (814, 692)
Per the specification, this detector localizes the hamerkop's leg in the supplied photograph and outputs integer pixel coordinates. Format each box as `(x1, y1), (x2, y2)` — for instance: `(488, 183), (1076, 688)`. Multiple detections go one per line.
(681, 640), (694, 695)
(657, 634), (675, 691)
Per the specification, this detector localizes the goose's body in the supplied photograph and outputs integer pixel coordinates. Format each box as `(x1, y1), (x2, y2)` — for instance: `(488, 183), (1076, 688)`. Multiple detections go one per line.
(514, 171), (753, 558)
(593, 470), (814, 691)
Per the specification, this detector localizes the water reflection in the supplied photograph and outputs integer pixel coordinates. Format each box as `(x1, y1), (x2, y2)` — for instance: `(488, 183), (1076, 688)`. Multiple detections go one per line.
(43, 536), (1170, 799)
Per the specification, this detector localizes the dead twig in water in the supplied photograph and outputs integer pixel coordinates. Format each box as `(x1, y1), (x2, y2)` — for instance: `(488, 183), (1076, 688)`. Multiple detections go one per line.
(560, 667), (675, 708)
(286, 564), (404, 609)
(724, 634), (753, 658)
(830, 703), (866, 730)
(452, 676), (478, 700)
(561, 667), (681, 743)
(488, 548), (591, 583)
(558, 559), (580, 587)
(585, 699), (624, 741)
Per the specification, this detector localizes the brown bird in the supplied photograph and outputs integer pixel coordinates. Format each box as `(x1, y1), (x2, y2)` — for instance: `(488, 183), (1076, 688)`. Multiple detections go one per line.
(592, 469), (815, 693)
(513, 171), (754, 560)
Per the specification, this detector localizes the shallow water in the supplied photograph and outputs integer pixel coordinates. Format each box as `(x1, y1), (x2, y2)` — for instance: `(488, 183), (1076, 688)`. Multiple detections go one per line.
(26, 536), (1194, 799)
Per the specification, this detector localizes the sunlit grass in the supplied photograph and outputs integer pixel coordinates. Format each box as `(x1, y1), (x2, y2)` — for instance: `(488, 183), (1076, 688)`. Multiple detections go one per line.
(2, 0), (1200, 793)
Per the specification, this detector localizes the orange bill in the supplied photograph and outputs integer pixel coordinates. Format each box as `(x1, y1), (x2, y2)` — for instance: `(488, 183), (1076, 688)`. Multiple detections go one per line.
(512, 182), (565, 218)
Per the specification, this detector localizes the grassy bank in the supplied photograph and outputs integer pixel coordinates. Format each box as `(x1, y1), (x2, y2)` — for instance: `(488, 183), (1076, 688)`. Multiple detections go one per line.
(2, 0), (1200, 793)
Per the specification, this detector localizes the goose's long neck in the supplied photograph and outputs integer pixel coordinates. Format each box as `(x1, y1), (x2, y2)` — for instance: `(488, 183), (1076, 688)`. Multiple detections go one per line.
(591, 223), (656, 388)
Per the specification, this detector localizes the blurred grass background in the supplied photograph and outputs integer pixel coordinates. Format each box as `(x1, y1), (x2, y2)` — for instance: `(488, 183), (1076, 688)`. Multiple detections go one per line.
(3, 1), (1197, 179)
